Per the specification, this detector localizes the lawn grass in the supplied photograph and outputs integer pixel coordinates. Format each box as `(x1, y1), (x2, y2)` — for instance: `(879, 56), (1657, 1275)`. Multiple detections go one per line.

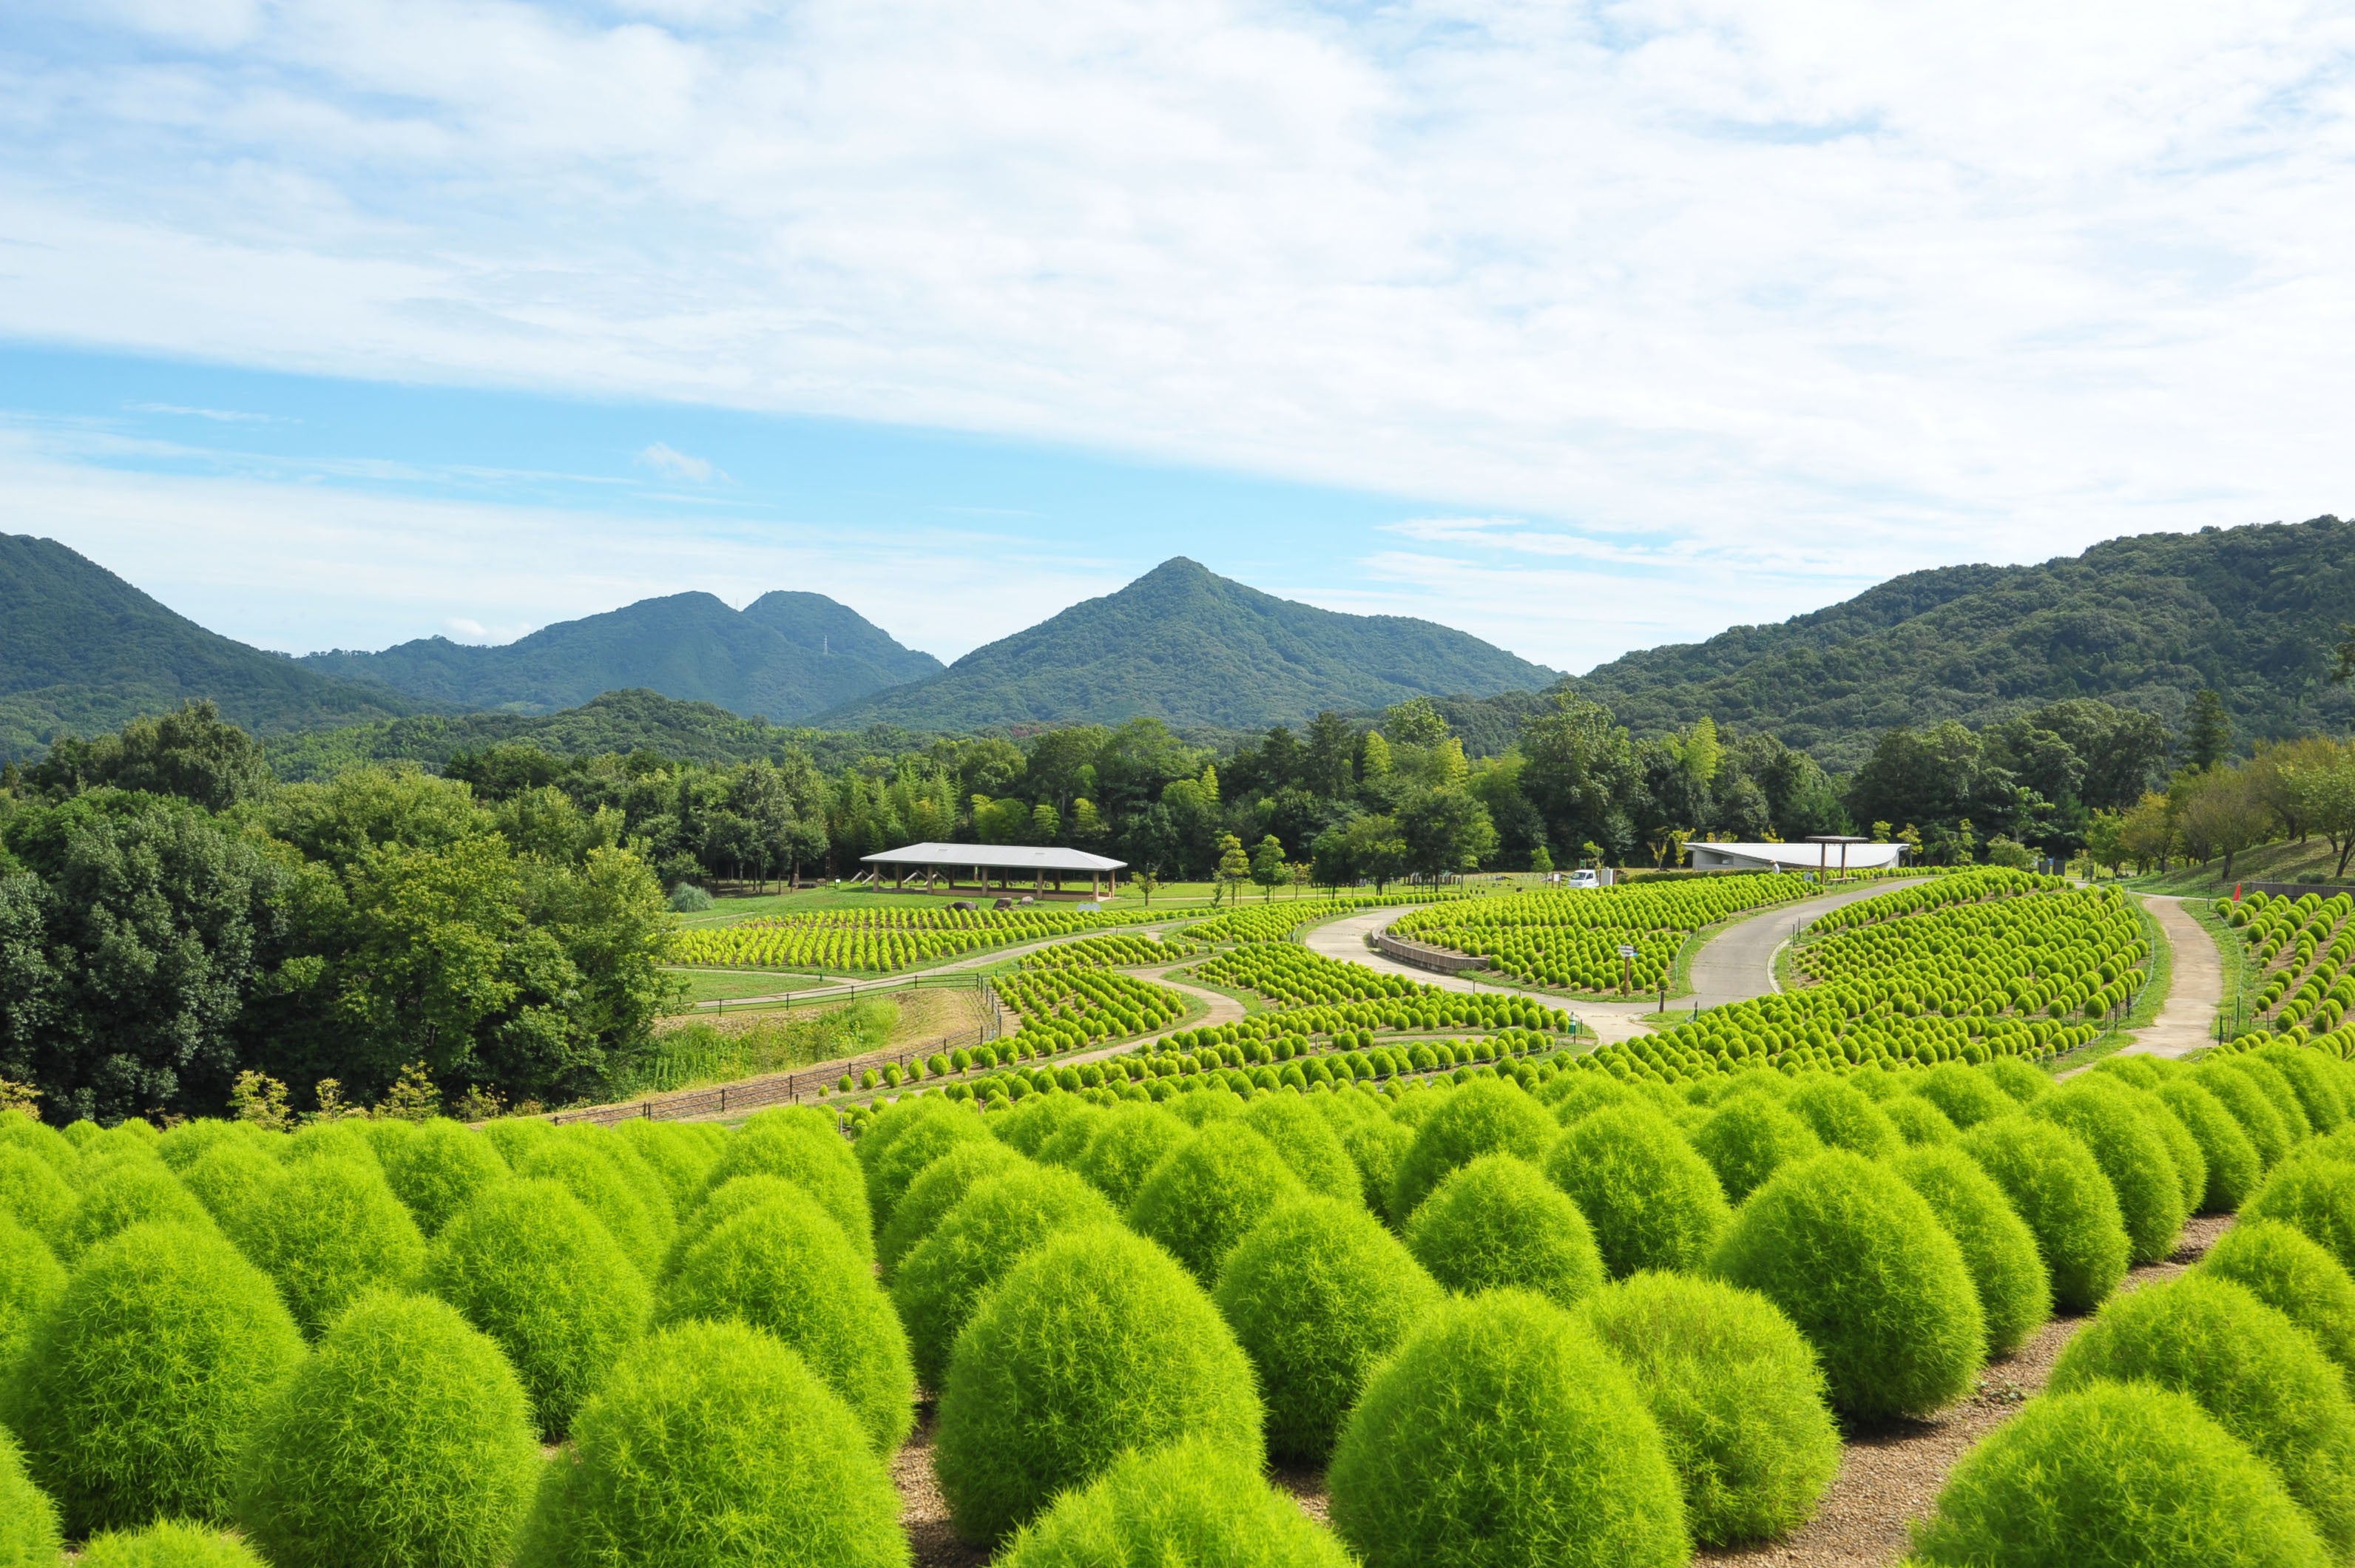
(2123, 836), (2354, 897)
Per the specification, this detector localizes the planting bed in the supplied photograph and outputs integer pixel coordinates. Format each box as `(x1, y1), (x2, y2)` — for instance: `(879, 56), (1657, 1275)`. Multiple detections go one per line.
(669, 905), (1163, 974)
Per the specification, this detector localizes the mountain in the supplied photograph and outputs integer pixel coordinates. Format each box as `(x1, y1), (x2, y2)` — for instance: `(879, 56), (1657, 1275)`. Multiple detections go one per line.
(299, 589), (942, 721)
(1, 534), (419, 761)
(1571, 516), (2355, 770)
(815, 558), (1561, 731)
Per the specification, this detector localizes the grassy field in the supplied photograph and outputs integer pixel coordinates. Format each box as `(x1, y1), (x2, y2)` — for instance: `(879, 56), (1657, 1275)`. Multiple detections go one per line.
(671, 873), (1553, 927)
(2123, 836), (2354, 896)
(667, 968), (837, 1003)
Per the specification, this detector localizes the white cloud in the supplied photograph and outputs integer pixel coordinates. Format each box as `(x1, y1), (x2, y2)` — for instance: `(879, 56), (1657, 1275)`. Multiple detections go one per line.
(127, 402), (283, 423)
(3, 0), (2354, 621)
(636, 441), (717, 482)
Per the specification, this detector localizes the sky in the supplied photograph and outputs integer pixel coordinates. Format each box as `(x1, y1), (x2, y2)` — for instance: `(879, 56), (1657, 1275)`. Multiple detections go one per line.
(4, 1), (2353, 674)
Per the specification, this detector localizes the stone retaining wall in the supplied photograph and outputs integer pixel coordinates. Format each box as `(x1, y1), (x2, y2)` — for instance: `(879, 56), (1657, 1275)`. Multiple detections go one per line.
(1371, 931), (1493, 974)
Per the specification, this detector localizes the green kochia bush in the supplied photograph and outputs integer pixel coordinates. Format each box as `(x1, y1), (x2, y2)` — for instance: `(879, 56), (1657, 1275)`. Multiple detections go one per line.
(425, 1177), (652, 1439)
(893, 1163), (1118, 1394)
(2234, 1058), (2317, 1144)
(229, 1155), (428, 1337)
(1071, 1103), (1191, 1211)
(2030, 1079), (2186, 1264)
(658, 1195), (915, 1453)
(180, 1142), (288, 1235)
(513, 1319), (906, 1568)
(1387, 1079), (1558, 1220)
(1328, 1289), (1689, 1568)
(1709, 1150), (1983, 1420)
(1126, 1122), (1307, 1283)
(1, 1429), (62, 1568)
(613, 1120), (722, 1214)
(1885, 1094), (1959, 1147)
(0, 1112), (74, 1175)
(1911, 1062), (2019, 1129)
(2257, 1045), (2348, 1135)
(1784, 1076), (1900, 1161)
(1981, 1057), (2050, 1106)
(934, 1224), (1263, 1544)
(999, 1437), (1353, 1568)
(57, 1158), (215, 1262)
(876, 1140), (1024, 1277)
(481, 1116), (555, 1169)
(860, 1100), (990, 1233)
(0, 1143), (74, 1234)
(3, 1223), (305, 1535)
(518, 1136), (672, 1274)
(0, 1212), (65, 1381)
(1543, 1104), (1731, 1278)
(664, 1175), (821, 1277)
(378, 1119), (511, 1237)
(2197, 1061), (2297, 1170)
(2050, 1274), (2355, 1558)
(1689, 1094), (1822, 1203)
(77, 1521), (273, 1568)
(1895, 1145), (2051, 1357)
(705, 1113), (872, 1260)
(234, 1291), (540, 1568)
(2247, 1153), (2355, 1276)
(1960, 1115), (2131, 1313)
(155, 1118), (269, 1173)
(2116, 1080), (2209, 1215)
(1405, 1155), (1605, 1310)
(1910, 1382), (2331, 1568)
(1582, 1271), (1839, 1548)
(1214, 1196), (1445, 1464)
(2199, 1220), (2355, 1386)
(1242, 1094), (1362, 1205)
(2159, 1078), (2266, 1212)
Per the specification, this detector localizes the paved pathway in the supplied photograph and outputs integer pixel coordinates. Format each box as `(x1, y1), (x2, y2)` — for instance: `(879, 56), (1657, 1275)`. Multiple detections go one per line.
(1686, 877), (1929, 1008)
(2120, 894), (2226, 1058)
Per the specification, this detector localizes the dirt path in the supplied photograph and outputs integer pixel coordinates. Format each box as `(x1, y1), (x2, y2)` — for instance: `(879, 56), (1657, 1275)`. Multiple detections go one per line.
(2120, 895), (2224, 1059)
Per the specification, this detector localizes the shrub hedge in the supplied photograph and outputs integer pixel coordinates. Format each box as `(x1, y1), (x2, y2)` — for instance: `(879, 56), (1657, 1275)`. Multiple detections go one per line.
(2246, 1153), (2355, 1277)
(1894, 1144), (2051, 1356)
(862, 1104), (990, 1234)
(76, 1522), (273, 1568)
(57, 1158), (215, 1263)
(998, 1437), (1352, 1568)
(178, 1142), (288, 1237)
(703, 1115), (872, 1261)
(1071, 1103), (1192, 1211)
(517, 1136), (672, 1275)
(1784, 1076), (1901, 1161)
(1542, 1104), (1731, 1278)
(1405, 1154), (1605, 1310)
(1959, 1115), (2131, 1313)
(2196, 1061), (2297, 1169)
(1242, 1094), (1363, 1205)
(2158, 1078), (2266, 1212)
(1910, 1062), (2018, 1129)
(378, 1120), (511, 1237)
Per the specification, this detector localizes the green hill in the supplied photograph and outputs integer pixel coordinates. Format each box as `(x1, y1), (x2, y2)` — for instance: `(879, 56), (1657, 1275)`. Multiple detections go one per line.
(817, 557), (1560, 731)
(298, 588), (940, 720)
(1570, 516), (2355, 769)
(1, 534), (419, 761)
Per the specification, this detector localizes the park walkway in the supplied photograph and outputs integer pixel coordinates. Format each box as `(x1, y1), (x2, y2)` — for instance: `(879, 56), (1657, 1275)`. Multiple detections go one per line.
(2119, 894), (2225, 1058)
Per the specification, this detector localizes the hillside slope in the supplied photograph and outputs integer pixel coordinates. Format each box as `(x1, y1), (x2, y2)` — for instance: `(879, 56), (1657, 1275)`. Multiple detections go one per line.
(817, 558), (1559, 730)
(300, 589), (941, 721)
(1572, 516), (2355, 768)
(1, 534), (417, 760)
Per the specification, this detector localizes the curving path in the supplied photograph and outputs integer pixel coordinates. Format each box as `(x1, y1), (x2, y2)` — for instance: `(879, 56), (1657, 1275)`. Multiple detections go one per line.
(2118, 894), (2226, 1058)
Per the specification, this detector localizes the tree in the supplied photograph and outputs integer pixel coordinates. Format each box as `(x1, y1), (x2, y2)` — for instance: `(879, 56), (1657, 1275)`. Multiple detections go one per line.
(2174, 766), (2268, 882)
(1249, 835), (1288, 901)
(2117, 791), (2177, 872)
(1984, 836), (2036, 869)
(1382, 697), (1451, 748)
(1213, 833), (1251, 907)
(1302, 712), (1356, 798)
(2085, 808), (2129, 876)
(2283, 746), (2355, 878)
(23, 700), (272, 812)
(2333, 623), (2355, 686)
(1529, 844), (1553, 875)
(1286, 860), (1312, 899)
(2183, 690), (2232, 771)
(1399, 789), (1498, 882)
(1131, 870), (1162, 909)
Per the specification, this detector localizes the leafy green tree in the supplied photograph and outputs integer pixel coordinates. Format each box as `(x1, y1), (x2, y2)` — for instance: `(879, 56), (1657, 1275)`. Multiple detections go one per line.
(1529, 844), (1552, 875)
(1382, 697), (1450, 749)
(2172, 766), (2267, 881)
(24, 700), (272, 812)
(2283, 746), (2355, 878)
(2183, 690), (2232, 771)
(2333, 624), (2355, 686)
(1399, 790), (1498, 881)
(1302, 712), (1356, 798)
(1028, 802), (1062, 847)
(1213, 833), (1251, 907)
(1314, 813), (1408, 892)
(1248, 835), (1287, 901)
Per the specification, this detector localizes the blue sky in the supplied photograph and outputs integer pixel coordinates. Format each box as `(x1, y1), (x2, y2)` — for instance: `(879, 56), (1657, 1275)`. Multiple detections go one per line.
(4, 1), (2352, 672)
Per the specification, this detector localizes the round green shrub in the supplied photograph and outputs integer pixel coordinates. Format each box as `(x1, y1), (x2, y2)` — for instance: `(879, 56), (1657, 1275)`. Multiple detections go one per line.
(0, 1142), (73, 1237)
(665, 1174), (819, 1276)
(1126, 1121), (1308, 1283)
(1405, 1153), (1605, 1309)
(1960, 1114), (2131, 1313)
(1910, 1381), (2330, 1568)
(1242, 1093), (1362, 1203)
(1710, 1149), (1984, 1419)
(1, 1221), (304, 1534)
(855, 1093), (956, 1175)
(1033, 1105), (1109, 1169)
(2051, 1273), (2355, 1556)
(1386, 1078), (1558, 1220)
(156, 1118), (269, 1173)
(0, 1428), (62, 1568)
(283, 1119), (380, 1168)
(2200, 1219), (2355, 1385)
(1912, 1061), (2018, 1129)
(1689, 1093), (1822, 1203)
(1542, 1104), (1730, 1278)
(2159, 1076), (2266, 1212)
(1071, 1103), (1191, 1210)
(1581, 1270), (1839, 1547)
(74, 1126), (163, 1183)
(893, 1163), (1119, 1392)
(933, 1223), (1263, 1544)
(2198, 1060), (2297, 1169)
(58, 1119), (104, 1150)
(705, 1115), (871, 1260)
(876, 1139), (1024, 1277)
(357, 1117), (419, 1164)
(658, 1194), (914, 1452)
(77, 1521), (272, 1568)
(1784, 1075), (1901, 1160)
(229, 1155), (428, 1337)
(2247, 1152), (2355, 1277)
(57, 1157), (215, 1262)
(862, 1101), (990, 1232)
(612, 1119), (720, 1213)
(2094, 1054), (2167, 1090)
(379, 1119), (510, 1237)
(179, 1140), (288, 1235)
(425, 1177), (652, 1439)
(234, 1291), (539, 1568)
(999, 1436), (1353, 1568)
(480, 1115), (555, 1168)
(2258, 1045), (2349, 1135)
(2116, 1080), (2209, 1214)
(1212, 1196), (1444, 1464)
(2030, 1078), (2186, 1264)
(1334, 1112), (1415, 1216)
(1981, 1057), (2050, 1104)
(1895, 1143), (2050, 1356)
(518, 1137), (670, 1274)
(1328, 1288), (1689, 1568)
(1885, 1093), (1960, 1146)
(1164, 1085), (1246, 1126)
(0, 1211), (65, 1382)
(991, 1092), (1095, 1156)
(0, 1112), (74, 1173)
(2236, 1058), (2318, 1143)
(1542, 1072), (1641, 1126)
(513, 1319), (905, 1568)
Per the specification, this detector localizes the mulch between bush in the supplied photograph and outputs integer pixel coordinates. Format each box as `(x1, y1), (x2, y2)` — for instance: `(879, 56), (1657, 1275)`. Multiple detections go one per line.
(893, 1213), (2234, 1568)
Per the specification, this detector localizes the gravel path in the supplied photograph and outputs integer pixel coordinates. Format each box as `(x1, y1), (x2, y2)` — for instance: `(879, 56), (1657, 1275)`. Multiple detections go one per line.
(2120, 895), (2225, 1059)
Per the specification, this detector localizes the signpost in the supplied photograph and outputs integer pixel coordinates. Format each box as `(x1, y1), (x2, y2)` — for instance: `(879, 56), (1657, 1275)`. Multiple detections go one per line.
(1618, 943), (1637, 997)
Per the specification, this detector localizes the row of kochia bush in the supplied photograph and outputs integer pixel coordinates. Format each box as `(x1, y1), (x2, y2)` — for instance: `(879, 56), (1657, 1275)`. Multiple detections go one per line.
(16, 1024), (2355, 1568)
(2232, 891), (2354, 1033)
(1386, 871), (1820, 993)
(988, 967), (1190, 1050)
(667, 903), (1162, 973)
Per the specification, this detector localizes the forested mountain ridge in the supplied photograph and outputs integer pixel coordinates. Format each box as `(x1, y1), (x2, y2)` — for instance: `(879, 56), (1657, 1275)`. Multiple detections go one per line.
(1571, 516), (2355, 769)
(817, 557), (1561, 731)
(0, 533), (419, 761)
(300, 587), (942, 720)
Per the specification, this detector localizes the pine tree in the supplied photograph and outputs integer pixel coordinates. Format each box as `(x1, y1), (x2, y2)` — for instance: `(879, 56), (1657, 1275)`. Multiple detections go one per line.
(2184, 689), (2231, 771)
